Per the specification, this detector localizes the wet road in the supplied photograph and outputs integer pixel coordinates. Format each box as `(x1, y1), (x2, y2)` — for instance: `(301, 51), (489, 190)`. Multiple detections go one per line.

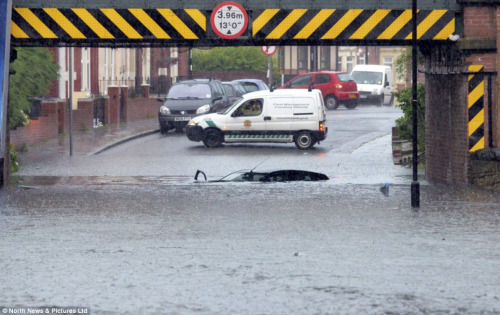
(2, 105), (500, 314)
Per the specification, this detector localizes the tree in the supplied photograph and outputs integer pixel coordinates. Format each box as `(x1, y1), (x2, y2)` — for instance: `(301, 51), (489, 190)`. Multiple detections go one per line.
(192, 46), (278, 74)
(8, 48), (59, 129)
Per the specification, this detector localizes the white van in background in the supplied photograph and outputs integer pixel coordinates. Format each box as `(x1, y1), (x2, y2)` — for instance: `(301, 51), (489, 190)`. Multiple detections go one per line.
(350, 65), (394, 106)
(185, 89), (327, 150)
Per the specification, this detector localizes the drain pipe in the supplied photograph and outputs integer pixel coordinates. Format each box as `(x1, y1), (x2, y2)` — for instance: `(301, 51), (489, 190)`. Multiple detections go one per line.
(411, 0), (420, 207)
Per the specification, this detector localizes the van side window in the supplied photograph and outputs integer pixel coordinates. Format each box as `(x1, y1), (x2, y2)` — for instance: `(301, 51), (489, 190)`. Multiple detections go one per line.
(236, 99), (263, 116)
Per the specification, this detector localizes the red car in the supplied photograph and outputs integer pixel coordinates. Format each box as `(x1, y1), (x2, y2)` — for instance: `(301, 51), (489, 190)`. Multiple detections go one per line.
(279, 71), (359, 110)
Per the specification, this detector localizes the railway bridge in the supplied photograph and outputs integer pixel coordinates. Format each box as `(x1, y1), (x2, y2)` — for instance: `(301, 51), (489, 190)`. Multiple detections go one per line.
(1, 0), (499, 187)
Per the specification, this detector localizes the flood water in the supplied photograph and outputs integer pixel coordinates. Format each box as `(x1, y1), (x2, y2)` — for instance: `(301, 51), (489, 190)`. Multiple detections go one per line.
(1, 182), (499, 314)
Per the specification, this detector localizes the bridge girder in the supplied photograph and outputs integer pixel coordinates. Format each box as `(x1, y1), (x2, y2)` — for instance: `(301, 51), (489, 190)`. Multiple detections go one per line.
(10, 0), (462, 47)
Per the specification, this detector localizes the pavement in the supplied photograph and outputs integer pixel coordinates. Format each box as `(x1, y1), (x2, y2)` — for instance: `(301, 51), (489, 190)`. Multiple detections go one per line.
(21, 117), (160, 157)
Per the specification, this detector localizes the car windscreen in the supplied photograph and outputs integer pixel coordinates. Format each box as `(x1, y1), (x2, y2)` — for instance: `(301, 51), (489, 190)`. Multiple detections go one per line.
(350, 71), (383, 85)
(167, 83), (212, 99)
(336, 73), (355, 82)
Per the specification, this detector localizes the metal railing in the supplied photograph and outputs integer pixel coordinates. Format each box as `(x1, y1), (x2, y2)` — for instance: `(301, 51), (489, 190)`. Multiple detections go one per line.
(98, 76), (174, 98)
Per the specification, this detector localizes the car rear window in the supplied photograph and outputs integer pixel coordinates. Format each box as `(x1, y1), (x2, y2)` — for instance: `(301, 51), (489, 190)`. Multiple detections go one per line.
(337, 73), (354, 82)
(240, 82), (259, 92)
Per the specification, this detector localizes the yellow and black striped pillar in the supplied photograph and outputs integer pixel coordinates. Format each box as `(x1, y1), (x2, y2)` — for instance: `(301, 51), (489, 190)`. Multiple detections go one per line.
(468, 65), (485, 152)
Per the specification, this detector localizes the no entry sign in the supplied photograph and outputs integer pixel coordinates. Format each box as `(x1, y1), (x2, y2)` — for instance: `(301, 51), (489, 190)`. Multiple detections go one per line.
(210, 2), (248, 39)
(261, 46), (277, 56)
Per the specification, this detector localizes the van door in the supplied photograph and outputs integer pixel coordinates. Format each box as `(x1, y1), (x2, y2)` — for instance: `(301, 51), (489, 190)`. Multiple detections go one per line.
(263, 96), (295, 142)
(225, 98), (266, 142)
(292, 96), (317, 131)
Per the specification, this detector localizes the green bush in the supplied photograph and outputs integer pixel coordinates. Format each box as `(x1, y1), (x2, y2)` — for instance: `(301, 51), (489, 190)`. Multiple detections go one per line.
(394, 83), (426, 152)
(9, 143), (19, 173)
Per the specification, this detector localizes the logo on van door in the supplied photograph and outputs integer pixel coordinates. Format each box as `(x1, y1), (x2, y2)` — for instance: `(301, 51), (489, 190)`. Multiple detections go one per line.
(243, 120), (251, 128)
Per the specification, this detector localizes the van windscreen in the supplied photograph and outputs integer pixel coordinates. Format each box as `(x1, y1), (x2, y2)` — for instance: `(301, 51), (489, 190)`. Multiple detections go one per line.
(351, 71), (383, 85)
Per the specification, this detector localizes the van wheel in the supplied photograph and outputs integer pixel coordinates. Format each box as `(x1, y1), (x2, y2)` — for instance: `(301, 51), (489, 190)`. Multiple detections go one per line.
(345, 100), (358, 110)
(294, 131), (316, 150)
(378, 94), (384, 106)
(325, 95), (339, 110)
(203, 129), (223, 148)
(385, 95), (394, 106)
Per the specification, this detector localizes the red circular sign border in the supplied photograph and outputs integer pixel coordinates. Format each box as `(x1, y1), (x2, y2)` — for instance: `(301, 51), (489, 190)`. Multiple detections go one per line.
(261, 46), (277, 56)
(210, 1), (249, 40)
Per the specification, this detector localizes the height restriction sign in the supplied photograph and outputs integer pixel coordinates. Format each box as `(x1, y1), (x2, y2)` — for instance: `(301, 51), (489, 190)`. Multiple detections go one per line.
(210, 2), (248, 39)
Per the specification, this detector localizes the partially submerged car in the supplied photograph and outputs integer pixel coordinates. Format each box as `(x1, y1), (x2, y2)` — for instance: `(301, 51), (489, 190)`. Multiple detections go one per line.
(195, 169), (329, 182)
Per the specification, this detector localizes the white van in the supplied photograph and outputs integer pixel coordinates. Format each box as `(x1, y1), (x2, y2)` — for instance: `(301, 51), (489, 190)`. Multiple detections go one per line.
(185, 89), (327, 150)
(350, 65), (394, 106)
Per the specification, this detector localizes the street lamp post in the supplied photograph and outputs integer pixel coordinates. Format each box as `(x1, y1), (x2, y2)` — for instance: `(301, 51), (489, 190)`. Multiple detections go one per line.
(411, 0), (420, 207)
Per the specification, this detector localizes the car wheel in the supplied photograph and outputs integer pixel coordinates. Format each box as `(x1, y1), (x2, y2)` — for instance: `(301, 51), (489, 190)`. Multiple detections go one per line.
(160, 125), (169, 134)
(203, 129), (223, 148)
(345, 100), (358, 110)
(294, 131), (316, 150)
(324, 95), (339, 110)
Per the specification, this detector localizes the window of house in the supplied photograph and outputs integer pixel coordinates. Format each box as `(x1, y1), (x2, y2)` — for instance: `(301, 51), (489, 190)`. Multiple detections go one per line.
(383, 56), (393, 69)
(346, 56), (354, 73)
(142, 47), (150, 85)
(81, 48), (90, 92)
(279, 47), (285, 70)
(320, 46), (330, 70)
(337, 56), (343, 71)
(359, 53), (366, 65)
(297, 46), (308, 69)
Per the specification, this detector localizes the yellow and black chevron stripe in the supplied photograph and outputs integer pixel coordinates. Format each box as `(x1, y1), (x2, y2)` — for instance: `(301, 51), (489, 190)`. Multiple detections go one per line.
(11, 8), (206, 42)
(468, 65), (485, 152)
(252, 9), (455, 40)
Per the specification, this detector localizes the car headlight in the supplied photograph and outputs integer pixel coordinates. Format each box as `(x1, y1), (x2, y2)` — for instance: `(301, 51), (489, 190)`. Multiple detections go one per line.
(188, 120), (197, 126)
(196, 104), (211, 114)
(159, 105), (170, 115)
(372, 89), (380, 95)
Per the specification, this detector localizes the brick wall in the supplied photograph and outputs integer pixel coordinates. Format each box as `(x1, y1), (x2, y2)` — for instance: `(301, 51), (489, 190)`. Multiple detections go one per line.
(464, 6), (497, 39)
(425, 74), (469, 183)
(10, 102), (60, 150)
(10, 90), (159, 150)
(127, 97), (161, 120)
